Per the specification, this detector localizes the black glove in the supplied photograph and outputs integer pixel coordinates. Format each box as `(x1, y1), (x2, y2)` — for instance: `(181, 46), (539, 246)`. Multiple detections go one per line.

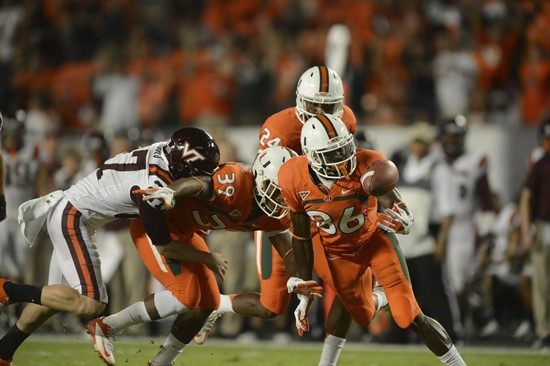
(0, 194), (6, 222)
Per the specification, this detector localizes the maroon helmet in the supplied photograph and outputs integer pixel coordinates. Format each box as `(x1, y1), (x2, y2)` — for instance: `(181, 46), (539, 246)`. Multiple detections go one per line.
(164, 127), (220, 179)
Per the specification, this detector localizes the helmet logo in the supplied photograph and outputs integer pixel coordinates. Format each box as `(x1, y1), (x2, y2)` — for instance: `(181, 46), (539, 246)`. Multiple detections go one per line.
(181, 141), (206, 162)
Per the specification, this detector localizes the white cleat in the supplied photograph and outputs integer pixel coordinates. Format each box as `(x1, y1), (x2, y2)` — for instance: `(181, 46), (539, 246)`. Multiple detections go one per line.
(194, 310), (223, 345)
(87, 317), (118, 366)
(372, 280), (388, 312)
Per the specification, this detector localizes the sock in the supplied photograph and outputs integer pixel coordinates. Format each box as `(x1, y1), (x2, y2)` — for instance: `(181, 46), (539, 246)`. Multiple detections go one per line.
(151, 332), (187, 366)
(218, 294), (235, 314)
(103, 301), (151, 332)
(4, 282), (42, 305)
(318, 334), (346, 366)
(438, 345), (466, 366)
(0, 325), (30, 360)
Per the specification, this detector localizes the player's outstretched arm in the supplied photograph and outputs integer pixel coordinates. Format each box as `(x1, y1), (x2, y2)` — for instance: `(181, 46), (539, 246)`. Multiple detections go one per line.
(289, 211), (314, 280)
(136, 176), (215, 209)
(376, 188), (414, 235)
(156, 242), (228, 281)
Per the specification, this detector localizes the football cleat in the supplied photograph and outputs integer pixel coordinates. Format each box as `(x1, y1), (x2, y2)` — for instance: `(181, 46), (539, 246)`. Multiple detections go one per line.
(87, 317), (118, 366)
(0, 358), (13, 366)
(194, 310), (223, 345)
(372, 280), (388, 312)
(147, 361), (175, 366)
(0, 278), (10, 305)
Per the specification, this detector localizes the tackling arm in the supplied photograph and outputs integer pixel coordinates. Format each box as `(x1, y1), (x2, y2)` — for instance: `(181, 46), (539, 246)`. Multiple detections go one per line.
(169, 175), (214, 201)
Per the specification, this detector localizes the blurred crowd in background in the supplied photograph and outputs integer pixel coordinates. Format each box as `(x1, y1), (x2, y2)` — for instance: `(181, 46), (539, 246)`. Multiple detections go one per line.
(1, 0), (550, 350)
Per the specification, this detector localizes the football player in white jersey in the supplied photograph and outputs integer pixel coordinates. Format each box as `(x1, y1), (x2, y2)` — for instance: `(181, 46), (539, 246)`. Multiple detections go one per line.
(0, 115), (47, 283)
(432, 115), (497, 318)
(0, 128), (227, 365)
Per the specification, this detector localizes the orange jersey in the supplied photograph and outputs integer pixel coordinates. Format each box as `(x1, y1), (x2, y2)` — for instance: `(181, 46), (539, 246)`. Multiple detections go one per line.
(164, 163), (290, 241)
(258, 105), (357, 155)
(278, 149), (386, 257)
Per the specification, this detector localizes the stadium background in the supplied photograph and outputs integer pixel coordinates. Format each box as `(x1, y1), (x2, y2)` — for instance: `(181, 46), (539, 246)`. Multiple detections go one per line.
(0, 0), (548, 357)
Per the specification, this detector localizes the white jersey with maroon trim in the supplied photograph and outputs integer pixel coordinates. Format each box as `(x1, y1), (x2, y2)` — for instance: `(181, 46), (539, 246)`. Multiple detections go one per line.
(64, 142), (173, 229)
(433, 149), (488, 220)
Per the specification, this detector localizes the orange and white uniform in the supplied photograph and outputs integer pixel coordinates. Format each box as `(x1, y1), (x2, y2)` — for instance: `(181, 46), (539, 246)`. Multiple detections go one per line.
(131, 163), (292, 313)
(278, 149), (422, 328)
(258, 105), (356, 155)
(257, 104), (357, 308)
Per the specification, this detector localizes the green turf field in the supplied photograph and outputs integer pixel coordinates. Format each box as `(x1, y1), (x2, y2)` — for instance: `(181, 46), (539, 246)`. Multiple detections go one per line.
(12, 338), (550, 366)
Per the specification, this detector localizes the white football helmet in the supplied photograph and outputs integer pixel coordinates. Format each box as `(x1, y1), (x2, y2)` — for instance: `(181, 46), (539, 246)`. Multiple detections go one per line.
(295, 66), (344, 124)
(301, 114), (356, 180)
(252, 146), (297, 219)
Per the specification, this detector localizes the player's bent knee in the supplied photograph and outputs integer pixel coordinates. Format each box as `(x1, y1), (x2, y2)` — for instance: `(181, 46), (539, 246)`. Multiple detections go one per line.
(348, 305), (375, 328)
(392, 295), (419, 329)
(74, 298), (105, 317)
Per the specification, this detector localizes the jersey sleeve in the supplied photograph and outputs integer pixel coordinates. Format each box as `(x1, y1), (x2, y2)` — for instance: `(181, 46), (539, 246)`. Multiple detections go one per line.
(144, 147), (175, 209)
(258, 116), (289, 151)
(212, 163), (248, 207)
(342, 105), (357, 134)
(278, 160), (305, 213)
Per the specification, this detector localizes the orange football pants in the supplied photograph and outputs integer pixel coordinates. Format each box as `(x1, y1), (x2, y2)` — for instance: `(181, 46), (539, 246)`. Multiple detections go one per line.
(130, 220), (220, 310)
(325, 227), (421, 329)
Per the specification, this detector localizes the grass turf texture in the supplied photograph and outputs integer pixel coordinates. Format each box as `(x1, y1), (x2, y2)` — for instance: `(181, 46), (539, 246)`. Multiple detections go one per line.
(15, 339), (550, 366)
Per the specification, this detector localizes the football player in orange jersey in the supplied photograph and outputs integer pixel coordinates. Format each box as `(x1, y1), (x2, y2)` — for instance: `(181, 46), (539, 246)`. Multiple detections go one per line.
(279, 114), (467, 366)
(86, 147), (324, 366)
(256, 66), (367, 366)
(258, 65), (356, 154)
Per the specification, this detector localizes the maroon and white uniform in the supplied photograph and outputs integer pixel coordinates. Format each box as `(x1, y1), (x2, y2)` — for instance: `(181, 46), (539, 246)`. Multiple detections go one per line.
(45, 142), (173, 303)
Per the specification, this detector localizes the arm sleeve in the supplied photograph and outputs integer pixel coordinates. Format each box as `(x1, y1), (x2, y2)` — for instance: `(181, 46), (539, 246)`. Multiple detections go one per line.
(137, 198), (172, 245)
(211, 164), (245, 207)
(144, 160), (175, 209)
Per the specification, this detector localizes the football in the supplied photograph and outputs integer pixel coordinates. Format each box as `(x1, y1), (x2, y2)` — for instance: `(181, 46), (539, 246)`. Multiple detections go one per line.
(361, 159), (399, 196)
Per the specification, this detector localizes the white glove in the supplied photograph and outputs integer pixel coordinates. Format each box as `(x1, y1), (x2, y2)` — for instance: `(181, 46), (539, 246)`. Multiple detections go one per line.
(287, 277), (305, 294)
(286, 277), (323, 297)
(377, 204), (414, 235)
(133, 187), (176, 210)
(294, 293), (314, 336)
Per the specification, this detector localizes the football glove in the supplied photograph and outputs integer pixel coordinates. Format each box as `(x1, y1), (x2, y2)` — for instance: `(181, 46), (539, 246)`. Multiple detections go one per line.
(286, 277), (323, 298)
(294, 293), (314, 336)
(132, 187), (176, 210)
(377, 203), (414, 235)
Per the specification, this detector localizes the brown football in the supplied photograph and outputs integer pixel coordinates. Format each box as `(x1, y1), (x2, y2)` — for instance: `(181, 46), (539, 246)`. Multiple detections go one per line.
(361, 159), (399, 196)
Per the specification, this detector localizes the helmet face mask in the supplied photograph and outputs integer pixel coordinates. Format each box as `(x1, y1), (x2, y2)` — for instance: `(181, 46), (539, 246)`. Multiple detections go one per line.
(295, 66), (345, 124)
(253, 179), (288, 219)
(305, 133), (356, 179)
(252, 146), (296, 219)
(301, 114), (356, 180)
